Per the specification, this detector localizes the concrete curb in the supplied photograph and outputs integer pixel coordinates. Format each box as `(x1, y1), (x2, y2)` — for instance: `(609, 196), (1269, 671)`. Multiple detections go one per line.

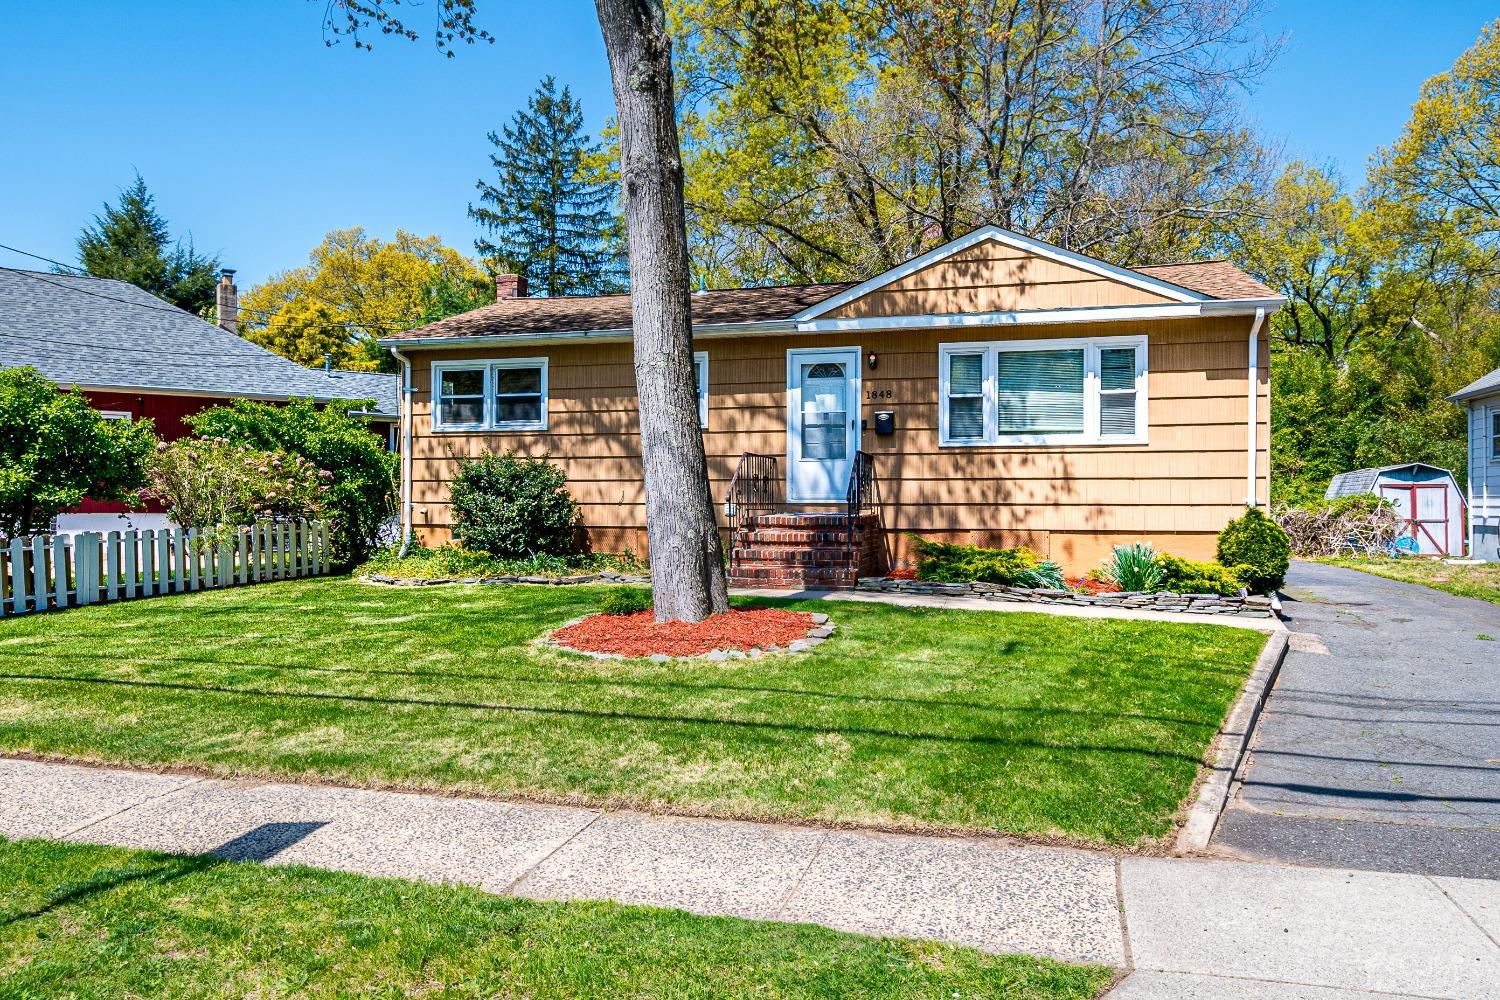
(1174, 629), (1289, 853)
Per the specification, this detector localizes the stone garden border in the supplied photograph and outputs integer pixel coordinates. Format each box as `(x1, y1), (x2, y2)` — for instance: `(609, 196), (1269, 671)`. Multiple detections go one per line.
(542, 612), (837, 662)
(855, 577), (1277, 619)
(361, 572), (650, 587)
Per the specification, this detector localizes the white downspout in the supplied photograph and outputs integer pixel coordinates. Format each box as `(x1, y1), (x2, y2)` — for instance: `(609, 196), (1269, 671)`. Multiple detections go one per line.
(1246, 307), (1266, 509)
(390, 347), (415, 556)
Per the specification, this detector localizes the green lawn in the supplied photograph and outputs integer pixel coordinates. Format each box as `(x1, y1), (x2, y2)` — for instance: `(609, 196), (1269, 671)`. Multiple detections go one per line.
(0, 838), (1113, 999)
(1318, 556), (1500, 605)
(0, 578), (1264, 845)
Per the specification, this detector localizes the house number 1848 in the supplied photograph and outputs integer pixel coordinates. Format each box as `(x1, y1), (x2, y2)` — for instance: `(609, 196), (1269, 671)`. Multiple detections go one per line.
(865, 389), (894, 400)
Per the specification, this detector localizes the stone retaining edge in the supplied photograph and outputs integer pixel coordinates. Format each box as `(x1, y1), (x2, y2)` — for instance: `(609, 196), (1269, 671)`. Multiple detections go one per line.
(853, 577), (1277, 618)
(1174, 628), (1290, 853)
(362, 572), (651, 587)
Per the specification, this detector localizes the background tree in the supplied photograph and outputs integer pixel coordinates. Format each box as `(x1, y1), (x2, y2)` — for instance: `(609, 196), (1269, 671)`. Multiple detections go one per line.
(0, 367), (157, 537)
(75, 173), (221, 313)
(671, 0), (1279, 286)
(239, 228), (492, 372)
(324, 0), (729, 621)
(471, 76), (626, 296)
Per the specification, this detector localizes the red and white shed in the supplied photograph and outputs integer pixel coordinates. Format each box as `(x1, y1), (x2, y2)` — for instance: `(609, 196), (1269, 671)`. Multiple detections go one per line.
(1326, 463), (1467, 557)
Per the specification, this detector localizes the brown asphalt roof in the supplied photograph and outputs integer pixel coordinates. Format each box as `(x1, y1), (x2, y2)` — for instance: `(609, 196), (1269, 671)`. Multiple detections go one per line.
(387, 260), (1275, 343)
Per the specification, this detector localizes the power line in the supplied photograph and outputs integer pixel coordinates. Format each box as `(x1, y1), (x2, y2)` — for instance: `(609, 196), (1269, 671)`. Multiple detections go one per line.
(0, 242), (84, 274)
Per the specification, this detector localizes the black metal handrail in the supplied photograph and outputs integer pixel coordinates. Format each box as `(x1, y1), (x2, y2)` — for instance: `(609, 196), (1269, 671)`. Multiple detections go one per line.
(845, 451), (879, 559)
(725, 452), (783, 535)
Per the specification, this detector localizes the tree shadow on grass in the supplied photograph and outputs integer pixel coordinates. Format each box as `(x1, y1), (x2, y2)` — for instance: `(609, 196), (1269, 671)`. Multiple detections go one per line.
(1, 822), (326, 928)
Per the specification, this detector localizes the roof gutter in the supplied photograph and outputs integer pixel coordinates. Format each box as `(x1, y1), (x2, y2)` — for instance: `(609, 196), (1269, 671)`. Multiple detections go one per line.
(378, 298), (1287, 350)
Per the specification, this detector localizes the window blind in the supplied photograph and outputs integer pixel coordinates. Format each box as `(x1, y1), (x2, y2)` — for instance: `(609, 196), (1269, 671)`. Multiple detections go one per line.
(947, 352), (985, 439)
(995, 349), (1084, 434)
(1099, 347), (1138, 437)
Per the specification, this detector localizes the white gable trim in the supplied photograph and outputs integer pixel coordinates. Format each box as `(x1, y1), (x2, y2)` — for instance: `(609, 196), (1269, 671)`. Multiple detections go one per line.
(792, 225), (1208, 321)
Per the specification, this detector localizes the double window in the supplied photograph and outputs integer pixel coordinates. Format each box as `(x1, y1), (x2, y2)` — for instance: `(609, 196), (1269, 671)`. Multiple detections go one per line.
(938, 335), (1147, 446)
(432, 359), (548, 432)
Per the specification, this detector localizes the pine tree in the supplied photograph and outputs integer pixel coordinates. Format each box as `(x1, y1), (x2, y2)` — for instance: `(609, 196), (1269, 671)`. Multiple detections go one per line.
(75, 173), (221, 314)
(470, 77), (625, 296)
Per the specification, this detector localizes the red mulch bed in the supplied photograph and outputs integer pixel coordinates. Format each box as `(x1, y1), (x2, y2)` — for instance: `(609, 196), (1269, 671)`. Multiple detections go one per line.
(1068, 576), (1121, 595)
(552, 607), (818, 658)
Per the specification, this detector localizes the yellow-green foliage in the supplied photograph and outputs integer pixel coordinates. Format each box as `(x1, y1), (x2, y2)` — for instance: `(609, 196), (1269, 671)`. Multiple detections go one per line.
(911, 536), (1065, 588)
(1157, 554), (1249, 595)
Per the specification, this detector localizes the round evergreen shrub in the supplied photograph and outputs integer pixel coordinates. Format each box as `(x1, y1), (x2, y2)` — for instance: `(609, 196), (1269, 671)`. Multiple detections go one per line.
(1216, 507), (1291, 594)
(450, 451), (579, 558)
(599, 588), (652, 616)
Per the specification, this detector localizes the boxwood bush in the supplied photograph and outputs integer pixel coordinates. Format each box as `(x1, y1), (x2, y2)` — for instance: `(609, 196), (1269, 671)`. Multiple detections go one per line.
(1216, 506), (1292, 594)
(450, 451), (579, 558)
(1157, 554), (1250, 595)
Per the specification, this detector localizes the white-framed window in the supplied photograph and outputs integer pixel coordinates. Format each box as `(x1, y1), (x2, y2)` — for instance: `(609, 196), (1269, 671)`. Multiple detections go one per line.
(1491, 407), (1500, 461)
(938, 335), (1148, 446)
(431, 358), (548, 432)
(694, 351), (709, 428)
(97, 409), (133, 421)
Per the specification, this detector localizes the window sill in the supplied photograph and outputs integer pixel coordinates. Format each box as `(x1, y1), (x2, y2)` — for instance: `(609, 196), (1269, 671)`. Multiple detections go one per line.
(430, 422), (549, 434)
(939, 435), (1148, 448)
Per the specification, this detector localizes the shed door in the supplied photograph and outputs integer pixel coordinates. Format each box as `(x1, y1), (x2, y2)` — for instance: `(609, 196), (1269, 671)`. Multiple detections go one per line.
(1380, 483), (1450, 555)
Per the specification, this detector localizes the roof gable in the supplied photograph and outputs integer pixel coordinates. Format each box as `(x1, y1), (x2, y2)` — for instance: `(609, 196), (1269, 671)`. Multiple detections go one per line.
(794, 226), (1208, 322)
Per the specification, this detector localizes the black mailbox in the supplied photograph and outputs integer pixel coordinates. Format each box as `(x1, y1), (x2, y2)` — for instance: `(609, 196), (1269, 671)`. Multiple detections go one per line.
(874, 410), (895, 435)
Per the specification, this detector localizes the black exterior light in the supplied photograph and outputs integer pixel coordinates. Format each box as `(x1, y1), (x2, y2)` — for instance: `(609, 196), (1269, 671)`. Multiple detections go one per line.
(867, 351), (878, 370)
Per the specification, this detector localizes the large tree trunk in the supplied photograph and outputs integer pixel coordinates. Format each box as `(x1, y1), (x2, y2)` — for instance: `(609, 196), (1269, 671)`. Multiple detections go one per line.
(595, 0), (730, 622)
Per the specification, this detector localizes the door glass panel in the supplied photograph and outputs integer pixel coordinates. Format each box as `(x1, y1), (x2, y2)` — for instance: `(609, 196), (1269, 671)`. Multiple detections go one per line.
(801, 362), (847, 460)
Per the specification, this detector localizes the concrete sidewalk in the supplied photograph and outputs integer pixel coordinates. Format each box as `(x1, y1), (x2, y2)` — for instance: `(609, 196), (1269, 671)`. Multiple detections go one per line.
(3, 757), (1497, 998)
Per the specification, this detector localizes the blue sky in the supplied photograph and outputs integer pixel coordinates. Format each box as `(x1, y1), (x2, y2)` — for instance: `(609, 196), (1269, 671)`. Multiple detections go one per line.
(0, 1), (1494, 287)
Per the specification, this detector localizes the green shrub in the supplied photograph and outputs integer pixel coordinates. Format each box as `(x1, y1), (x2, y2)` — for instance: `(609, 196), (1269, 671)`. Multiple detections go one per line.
(1217, 506), (1292, 593)
(599, 588), (653, 616)
(1157, 554), (1249, 595)
(143, 438), (325, 534)
(0, 367), (157, 536)
(449, 451), (579, 559)
(911, 536), (1064, 588)
(357, 545), (642, 580)
(1101, 543), (1164, 592)
(188, 397), (396, 566)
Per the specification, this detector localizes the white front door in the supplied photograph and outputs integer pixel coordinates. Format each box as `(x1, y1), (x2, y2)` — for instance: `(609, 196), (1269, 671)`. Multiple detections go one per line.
(787, 347), (861, 502)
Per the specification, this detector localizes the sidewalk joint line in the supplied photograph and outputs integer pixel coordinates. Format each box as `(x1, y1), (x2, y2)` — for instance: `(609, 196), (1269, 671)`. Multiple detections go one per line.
(59, 775), (206, 841)
(1424, 874), (1500, 952)
(773, 829), (829, 920)
(501, 808), (605, 896)
(1113, 856), (1133, 970)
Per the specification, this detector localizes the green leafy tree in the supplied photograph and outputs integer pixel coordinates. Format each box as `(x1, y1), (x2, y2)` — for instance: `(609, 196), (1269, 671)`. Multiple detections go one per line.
(75, 173), (221, 314)
(0, 368), (157, 536)
(187, 399), (397, 566)
(470, 76), (626, 296)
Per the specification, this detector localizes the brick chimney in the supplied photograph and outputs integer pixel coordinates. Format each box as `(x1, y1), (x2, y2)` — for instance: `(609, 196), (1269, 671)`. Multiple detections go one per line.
(216, 269), (238, 334)
(495, 272), (528, 300)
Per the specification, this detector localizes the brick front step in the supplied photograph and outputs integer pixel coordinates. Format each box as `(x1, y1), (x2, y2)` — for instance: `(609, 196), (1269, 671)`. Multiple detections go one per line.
(734, 529), (865, 546)
(733, 546), (861, 566)
(743, 512), (880, 530)
(727, 566), (859, 590)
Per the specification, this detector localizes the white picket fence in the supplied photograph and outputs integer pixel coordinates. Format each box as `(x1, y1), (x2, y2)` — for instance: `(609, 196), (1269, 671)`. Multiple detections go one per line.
(0, 520), (330, 616)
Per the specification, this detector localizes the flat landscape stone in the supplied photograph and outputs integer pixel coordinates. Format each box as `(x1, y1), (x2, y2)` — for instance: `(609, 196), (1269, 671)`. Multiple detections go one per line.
(70, 779), (598, 893)
(780, 829), (1124, 966)
(1121, 858), (1500, 998)
(0, 758), (197, 840)
(513, 812), (824, 921)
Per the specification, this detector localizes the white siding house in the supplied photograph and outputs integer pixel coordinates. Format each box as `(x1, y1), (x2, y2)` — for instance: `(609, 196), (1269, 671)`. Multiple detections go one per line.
(1449, 369), (1500, 561)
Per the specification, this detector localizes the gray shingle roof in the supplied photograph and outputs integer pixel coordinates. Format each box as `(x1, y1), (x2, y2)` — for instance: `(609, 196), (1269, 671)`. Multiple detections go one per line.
(0, 267), (398, 417)
(1448, 367), (1500, 403)
(1326, 463), (1457, 499)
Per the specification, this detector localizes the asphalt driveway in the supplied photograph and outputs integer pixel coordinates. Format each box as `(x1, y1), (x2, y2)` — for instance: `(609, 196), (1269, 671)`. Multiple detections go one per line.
(1212, 561), (1500, 879)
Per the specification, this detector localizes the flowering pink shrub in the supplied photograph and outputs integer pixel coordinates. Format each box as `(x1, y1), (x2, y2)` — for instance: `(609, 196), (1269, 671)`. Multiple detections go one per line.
(143, 437), (326, 535)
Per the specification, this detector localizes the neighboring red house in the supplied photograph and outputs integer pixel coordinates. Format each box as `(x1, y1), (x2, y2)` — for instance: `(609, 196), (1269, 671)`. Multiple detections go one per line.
(0, 266), (399, 533)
